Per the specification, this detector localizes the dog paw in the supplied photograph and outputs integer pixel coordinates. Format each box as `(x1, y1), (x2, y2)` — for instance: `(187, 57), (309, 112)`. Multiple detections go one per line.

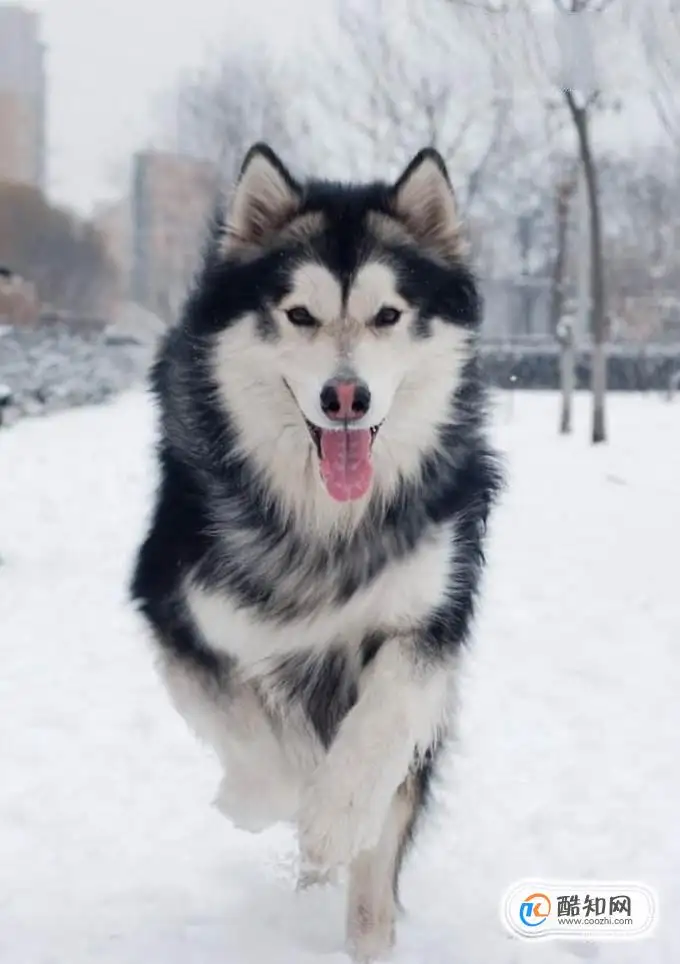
(297, 774), (384, 871)
(346, 888), (397, 963)
(295, 862), (339, 891)
(347, 921), (396, 964)
(214, 777), (290, 832)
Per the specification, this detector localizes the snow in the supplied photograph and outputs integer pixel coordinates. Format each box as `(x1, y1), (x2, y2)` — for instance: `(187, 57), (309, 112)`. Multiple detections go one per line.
(1, 389), (679, 964)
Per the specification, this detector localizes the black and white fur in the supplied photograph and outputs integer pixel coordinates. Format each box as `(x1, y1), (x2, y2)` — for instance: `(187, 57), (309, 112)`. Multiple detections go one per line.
(131, 143), (502, 962)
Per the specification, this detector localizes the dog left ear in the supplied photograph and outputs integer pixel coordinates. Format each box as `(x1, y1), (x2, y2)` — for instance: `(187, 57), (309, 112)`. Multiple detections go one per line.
(391, 149), (461, 260)
(222, 143), (302, 252)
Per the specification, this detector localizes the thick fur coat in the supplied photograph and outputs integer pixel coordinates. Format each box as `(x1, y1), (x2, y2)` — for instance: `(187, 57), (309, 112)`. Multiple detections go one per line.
(131, 143), (502, 962)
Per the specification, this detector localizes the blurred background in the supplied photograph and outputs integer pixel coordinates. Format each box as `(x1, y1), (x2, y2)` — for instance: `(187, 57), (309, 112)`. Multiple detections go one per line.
(1, 3), (679, 963)
(1, 0), (679, 421)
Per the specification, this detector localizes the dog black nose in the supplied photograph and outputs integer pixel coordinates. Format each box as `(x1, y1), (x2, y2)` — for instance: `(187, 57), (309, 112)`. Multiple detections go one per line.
(320, 379), (371, 421)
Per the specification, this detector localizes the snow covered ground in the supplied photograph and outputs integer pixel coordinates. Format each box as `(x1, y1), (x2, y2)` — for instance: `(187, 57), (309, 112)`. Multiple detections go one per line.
(1, 389), (678, 964)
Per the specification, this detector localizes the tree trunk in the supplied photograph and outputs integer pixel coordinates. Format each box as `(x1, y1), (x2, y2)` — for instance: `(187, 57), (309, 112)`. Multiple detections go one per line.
(558, 324), (575, 434)
(551, 176), (576, 435)
(565, 90), (607, 444)
(549, 177), (575, 333)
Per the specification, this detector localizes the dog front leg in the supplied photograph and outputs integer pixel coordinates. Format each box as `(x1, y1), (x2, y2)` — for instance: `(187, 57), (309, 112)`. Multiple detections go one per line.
(297, 636), (452, 873)
(345, 770), (425, 962)
(159, 653), (301, 830)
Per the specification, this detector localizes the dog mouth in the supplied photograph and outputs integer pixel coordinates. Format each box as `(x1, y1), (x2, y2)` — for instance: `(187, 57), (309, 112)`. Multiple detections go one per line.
(303, 418), (381, 459)
(283, 379), (381, 503)
(304, 418), (382, 502)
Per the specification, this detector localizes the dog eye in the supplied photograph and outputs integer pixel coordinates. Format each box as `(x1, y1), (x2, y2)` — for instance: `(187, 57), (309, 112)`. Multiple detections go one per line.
(373, 306), (402, 327)
(286, 306), (317, 327)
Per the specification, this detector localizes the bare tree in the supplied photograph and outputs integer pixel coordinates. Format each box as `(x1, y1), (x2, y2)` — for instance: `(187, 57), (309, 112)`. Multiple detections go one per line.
(549, 170), (578, 432)
(549, 171), (578, 333)
(316, 0), (512, 213)
(564, 87), (607, 442)
(148, 48), (312, 319)
(637, 0), (680, 143)
(509, 0), (618, 442)
(558, 2), (616, 442)
(167, 51), (297, 190)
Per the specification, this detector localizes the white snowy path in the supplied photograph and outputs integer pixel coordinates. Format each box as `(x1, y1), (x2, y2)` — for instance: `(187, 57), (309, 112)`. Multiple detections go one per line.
(1, 390), (679, 964)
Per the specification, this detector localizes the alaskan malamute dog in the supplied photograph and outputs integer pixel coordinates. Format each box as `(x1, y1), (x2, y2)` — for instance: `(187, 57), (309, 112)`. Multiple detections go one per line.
(131, 143), (502, 961)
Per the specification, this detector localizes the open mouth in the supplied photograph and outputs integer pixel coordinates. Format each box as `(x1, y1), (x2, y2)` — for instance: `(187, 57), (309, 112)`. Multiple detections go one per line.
(303, 418), (381, 459)
(282, 379), (381, 503)
(304, 418), (383, 503)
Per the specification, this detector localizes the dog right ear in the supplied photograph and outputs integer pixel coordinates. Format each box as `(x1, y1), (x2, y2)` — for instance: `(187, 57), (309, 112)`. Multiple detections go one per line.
(221, 143), (302, 253)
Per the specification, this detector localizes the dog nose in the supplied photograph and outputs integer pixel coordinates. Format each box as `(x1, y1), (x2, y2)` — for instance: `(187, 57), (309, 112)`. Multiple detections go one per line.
(320, 379), (371, 421)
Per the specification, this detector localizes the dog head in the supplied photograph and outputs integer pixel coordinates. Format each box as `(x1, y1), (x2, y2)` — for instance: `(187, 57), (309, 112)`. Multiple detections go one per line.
(202, 143), (479, 513)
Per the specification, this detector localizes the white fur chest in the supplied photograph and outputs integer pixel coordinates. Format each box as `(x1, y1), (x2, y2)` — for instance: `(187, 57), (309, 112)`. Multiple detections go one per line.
(185, 522), (455, 671)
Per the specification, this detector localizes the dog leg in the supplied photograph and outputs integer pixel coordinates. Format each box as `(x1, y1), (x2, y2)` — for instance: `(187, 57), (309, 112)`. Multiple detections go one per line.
(159, 654), (302, 829)
(297, 638), (451, 872)
(346, 773), (422, 963)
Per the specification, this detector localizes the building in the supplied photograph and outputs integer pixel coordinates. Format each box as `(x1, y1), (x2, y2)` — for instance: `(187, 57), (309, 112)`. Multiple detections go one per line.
(92, 197), (133, 307)
(0, 5), (46, 189)
(0, 264), (40, 323)
(131, 150), (218, 321)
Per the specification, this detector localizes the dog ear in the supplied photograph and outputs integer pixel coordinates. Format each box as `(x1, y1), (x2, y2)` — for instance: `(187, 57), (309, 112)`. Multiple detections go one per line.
(222, 143), (301, 252)
(391, 149), (461, 260)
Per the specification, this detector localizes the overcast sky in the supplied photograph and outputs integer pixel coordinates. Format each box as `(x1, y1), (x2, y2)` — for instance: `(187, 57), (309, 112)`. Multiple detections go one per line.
(23, 0), (666, 216)
(28, 0), (320, 214)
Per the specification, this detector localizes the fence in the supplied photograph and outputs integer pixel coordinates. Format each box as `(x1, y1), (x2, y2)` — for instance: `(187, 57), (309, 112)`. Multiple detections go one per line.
(480, 340), (680, 392)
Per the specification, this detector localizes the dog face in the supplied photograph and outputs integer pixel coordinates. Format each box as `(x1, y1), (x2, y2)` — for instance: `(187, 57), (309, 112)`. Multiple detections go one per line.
(209, 144), (479, 508)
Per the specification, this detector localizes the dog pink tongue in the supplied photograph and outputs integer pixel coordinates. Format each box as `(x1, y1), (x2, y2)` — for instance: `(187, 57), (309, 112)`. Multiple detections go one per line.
(319, 429), (373, 502)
